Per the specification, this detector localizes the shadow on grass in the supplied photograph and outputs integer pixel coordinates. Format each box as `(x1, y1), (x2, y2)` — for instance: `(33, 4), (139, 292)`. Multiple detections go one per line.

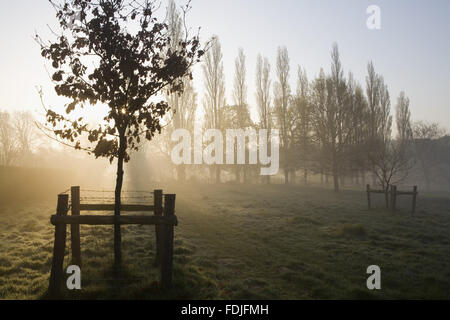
(40, 257), (217, 300)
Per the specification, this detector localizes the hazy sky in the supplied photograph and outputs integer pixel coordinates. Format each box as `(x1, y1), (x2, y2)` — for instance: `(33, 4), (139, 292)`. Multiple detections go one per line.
(1, 0), (449, 129)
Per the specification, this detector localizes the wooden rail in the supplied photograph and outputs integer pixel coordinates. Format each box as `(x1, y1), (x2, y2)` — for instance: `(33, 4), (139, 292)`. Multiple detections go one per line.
(48, 194), (68, 297)
(50, 215), (177, 226)
(366, 184), (418, 214)
(79, 204), (155, 212)
(71, 187), (81, 266)
(48, 187), (176, 297)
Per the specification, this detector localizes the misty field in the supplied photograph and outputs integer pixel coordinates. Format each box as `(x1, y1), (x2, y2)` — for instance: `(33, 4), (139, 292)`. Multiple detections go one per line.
(1, 183), (450, 300)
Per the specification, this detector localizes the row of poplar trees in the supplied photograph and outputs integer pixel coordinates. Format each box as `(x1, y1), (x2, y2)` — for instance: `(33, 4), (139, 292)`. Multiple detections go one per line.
(163, 1), (413, 193)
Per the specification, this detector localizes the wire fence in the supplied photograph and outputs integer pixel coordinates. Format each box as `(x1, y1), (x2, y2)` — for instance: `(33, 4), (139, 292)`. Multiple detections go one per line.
(59, 188), (156, 206)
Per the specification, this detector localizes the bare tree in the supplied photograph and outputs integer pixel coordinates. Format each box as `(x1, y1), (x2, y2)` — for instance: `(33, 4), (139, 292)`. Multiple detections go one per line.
(233, 48), (249, 125)
(164, 0), (198, 182)
(308, 44), (355, 192)
(0, 111), (18, 166)
(255, 54), (272, 184)
(366, 62), (381, 141)
(368, 79), (393, 206)
(365, 62), (383, 185)
(231, 47), (252, 183)
(396, 92), (413, 144)
(310, 68), (328, 183)
(344, 73), (369, 185)
(395, 91), (414, 175)
(256, 54), (272, 131)
(13, 111), (37, 158)
(274, 46), (291, 184)
(291, 66), (312, 184)
(202, 37), (225, 183)
(369, 91), (413, 206)
(325, 44), (353, 192)
(413, 121), (446, 190)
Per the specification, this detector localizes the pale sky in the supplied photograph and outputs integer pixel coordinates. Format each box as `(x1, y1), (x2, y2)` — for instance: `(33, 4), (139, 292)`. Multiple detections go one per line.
(1, 0), (449, 129)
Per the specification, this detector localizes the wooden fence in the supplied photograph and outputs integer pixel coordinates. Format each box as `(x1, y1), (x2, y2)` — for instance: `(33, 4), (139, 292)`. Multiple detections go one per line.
(366, 184), (418, 214)
(48, 187), (177, 296)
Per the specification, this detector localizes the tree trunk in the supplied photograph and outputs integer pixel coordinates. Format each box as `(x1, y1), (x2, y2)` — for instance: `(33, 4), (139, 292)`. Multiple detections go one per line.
(235, 166), (240, 183)
(209, 167), (214, 183)
(114, 134), (126, 268)
(332, 151), (340, 192)
(420, 160), (431, 191)
(291, 170), (296, 185)
(332, 162), (339, 192)
(333, 172), (339, 192)
(284, 168), (289, 184)
(384, 187), (389, 209)
(340, 175), (346, 188)
(177, 165), (186, 183)
(215, 166), (221, 184)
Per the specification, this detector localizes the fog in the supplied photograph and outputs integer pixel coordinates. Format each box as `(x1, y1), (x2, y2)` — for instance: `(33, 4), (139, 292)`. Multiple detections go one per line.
(1, 0), (450, 302)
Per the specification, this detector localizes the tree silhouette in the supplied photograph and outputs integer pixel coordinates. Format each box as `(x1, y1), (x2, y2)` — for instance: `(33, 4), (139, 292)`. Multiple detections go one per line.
(36, 0), (205, 266)
(274, 46), (291, 184)
(202, 37), (225, 183)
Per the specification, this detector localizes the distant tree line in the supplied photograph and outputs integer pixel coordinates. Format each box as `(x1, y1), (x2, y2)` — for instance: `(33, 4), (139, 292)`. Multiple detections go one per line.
(3, 1), (449, 194)
(157, 1), (448, 192)
(0, 110), (37, 166)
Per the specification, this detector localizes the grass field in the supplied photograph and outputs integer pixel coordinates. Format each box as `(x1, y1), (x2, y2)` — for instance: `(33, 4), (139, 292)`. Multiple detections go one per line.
(1, 183), (450, 300)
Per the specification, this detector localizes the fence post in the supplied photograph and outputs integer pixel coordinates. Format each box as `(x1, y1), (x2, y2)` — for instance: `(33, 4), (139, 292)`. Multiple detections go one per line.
(412, 186), (418, 214)
(390, 185), (397, 212)
(48, 194), (69, 297)
(161, 194), (175, 290)
(366, 184), (371, 209)
(384, 186), (390, 209)
(154, 189), (163, 266)
(71, 186), (81, 266)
